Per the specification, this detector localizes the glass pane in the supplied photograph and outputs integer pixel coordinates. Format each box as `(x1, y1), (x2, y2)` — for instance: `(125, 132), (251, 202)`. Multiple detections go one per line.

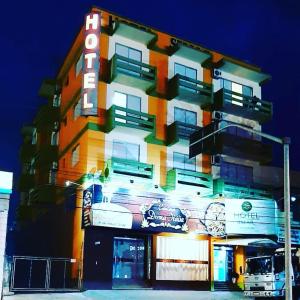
(186, 67), (197, 80)
(185, 155), (196, 171)
(174, 107), (185, 123)
(113, 141), (125, 159)
(127, 95), (141, 111)
(113, 92), (127, 107)
(223, 79), (232, 91)
(116, 43), (129, 58)
(185, 111), (197, 125)
(126, 143), (140, 161)
(174, 63), (185, 76)
(242, 85), (252, 96)
(173, 152), (185, 170)
(129, 48), (142, 62)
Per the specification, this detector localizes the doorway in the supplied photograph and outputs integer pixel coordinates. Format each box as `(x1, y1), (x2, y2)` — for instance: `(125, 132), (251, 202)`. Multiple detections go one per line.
(214, 246), (233, 282)
(112, 237), (146, 288)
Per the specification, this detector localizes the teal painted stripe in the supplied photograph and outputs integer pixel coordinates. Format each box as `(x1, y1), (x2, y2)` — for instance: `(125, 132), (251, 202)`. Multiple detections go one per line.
(0, 188), (12, 194)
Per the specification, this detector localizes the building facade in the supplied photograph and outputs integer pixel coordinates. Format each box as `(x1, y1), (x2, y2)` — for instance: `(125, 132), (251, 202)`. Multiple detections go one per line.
(18, 7), (289, 291)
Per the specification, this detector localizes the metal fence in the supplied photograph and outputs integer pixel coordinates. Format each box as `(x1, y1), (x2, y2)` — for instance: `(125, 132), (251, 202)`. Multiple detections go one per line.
(10, 256), (82, 292)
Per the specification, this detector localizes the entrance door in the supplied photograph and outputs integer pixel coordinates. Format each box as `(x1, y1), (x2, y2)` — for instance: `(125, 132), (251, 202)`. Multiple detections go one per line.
(214, 246), (233, 282)
(112, 237), (145, 288)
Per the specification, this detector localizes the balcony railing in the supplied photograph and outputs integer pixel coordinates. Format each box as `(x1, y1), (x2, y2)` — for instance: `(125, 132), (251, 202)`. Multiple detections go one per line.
(213, 179), (272, 199)
(167, 121), (201, 146)
(35, 145), (58, 168)
(18, 174), (35, 192)
(35, 105), (60, 129)
(191, 122), (272, 164)
(20, 143), (37, 162)
(110, 54), (156, 92)
(214, 89), (273, 123)
(165, 168), (213, 195)
(168, 74), (212, 107)
(103, 157), (154, 181)
(105, 105), (156, 135)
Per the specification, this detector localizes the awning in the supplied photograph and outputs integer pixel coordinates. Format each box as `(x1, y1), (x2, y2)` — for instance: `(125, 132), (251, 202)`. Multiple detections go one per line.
(214, 238), (278, 247)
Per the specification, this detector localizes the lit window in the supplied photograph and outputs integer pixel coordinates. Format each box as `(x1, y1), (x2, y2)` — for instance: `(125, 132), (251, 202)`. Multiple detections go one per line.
(71, 145), (80, 167)
(75, 53), (83, 77)
(73, 98), (82, 120)
(51, 131), (59, 146)
(49, 169), (57, 185)
(32, 128), (37, 145)
(53, 94), (61, 107)
(173, 152), (196, 171)
(113, 141), (140, 161)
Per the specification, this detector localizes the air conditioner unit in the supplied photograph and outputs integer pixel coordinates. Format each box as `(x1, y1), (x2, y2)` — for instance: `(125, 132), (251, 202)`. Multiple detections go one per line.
(171, 38), (178, 46)
(213, 69), (222, 79)
(211, 155), (221, 166)
(212, 111), (223, 121)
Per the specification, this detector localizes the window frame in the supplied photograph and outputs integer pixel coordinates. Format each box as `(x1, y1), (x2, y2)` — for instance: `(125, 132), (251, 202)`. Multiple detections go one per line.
(173, 152), (196, 171)
(174, 62), (197, 79)
(112, 140), (140, 162)
(174, 107), (197, 125)
(71, 144), (80, 167)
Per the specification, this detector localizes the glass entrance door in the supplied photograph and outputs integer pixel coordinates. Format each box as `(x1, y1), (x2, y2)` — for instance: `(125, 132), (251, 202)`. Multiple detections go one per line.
(112, 237), (145, 287)
(214, 246), (233, 282)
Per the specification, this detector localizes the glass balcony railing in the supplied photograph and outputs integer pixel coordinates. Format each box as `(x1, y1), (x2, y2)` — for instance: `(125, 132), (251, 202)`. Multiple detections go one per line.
(110, 54), (156, 92)
(105, 105), (156, 135)
(168, 74), (212, 107)
(214, 88), (273, 123)
(165, 168), (213, 195)
(103, 157), (154, 180)
(167, 121), (201, 146)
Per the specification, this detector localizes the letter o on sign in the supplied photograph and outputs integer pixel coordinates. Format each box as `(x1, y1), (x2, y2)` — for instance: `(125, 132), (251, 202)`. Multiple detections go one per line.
(85, 33), (98, 49)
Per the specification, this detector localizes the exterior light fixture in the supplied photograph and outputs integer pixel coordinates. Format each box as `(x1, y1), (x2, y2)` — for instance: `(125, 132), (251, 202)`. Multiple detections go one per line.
(130, 179), (134, 184)
(291, 196), (296, 202)
(65, 180), (82, 187)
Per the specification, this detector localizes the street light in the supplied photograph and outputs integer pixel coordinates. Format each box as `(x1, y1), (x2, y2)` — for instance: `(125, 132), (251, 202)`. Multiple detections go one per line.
(65, 180), (82, 187)
(190, 123), (292, 300)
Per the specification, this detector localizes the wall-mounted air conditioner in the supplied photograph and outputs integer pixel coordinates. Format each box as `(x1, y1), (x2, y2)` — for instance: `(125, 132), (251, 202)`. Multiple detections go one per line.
(213, 69), (222, 79)
(211, 155), (221, 166)
(212, 111), (223, 121)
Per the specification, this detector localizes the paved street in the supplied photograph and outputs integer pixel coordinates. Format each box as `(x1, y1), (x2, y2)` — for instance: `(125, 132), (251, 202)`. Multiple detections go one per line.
(3, 290), (253, 300)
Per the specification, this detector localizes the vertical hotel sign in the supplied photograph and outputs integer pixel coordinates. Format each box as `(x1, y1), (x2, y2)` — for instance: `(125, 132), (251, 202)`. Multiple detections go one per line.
(81, 12), (101, 116)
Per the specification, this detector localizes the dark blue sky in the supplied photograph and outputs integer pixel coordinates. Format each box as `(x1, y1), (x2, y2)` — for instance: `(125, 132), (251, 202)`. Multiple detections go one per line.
(1, 0), (300, 223)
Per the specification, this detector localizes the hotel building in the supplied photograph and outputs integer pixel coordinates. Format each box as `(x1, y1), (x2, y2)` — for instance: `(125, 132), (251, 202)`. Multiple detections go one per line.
(18, 6), (288, 291)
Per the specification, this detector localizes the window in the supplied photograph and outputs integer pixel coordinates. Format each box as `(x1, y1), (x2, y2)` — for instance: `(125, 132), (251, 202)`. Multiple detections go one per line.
(173, 152), (196, 171)
(29, 158), (35, 175)
(220, 161), (253, 184)
(113, 92), (141, 111)
(51, 131), (59, 146)
(53, 94), (61, 107)
(49, 169), (57, 185)
(32, 128), (37, 145)
(116, 43), (142, 62)
(63, 116), (67, 126)
(73, 98), (82, 120)
(71, 145), (80, 167)
(220, 120), (253, 140)
(75, 53), (83, 77)
(113, 141), (140, 161)
(174, 63), (197, 80)
(174, 107), (197, 125)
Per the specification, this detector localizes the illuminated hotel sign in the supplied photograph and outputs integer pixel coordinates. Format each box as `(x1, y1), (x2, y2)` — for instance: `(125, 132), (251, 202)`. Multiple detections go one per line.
(81, 12), (101, 116)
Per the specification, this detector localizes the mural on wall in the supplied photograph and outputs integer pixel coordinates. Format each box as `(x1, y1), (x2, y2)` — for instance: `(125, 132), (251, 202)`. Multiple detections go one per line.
(81, 184), (278, 238)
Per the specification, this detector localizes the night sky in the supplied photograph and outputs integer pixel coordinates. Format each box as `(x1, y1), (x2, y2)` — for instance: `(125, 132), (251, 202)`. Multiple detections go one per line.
(1, 0), (300, 224)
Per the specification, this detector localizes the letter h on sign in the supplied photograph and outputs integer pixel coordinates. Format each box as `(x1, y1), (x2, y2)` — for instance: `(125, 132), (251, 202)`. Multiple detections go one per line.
(81, 12), (101, 116)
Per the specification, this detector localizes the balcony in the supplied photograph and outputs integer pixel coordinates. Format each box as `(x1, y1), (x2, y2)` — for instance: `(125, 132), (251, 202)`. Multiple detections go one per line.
(20, 143), (37, 162)
(110, 54), (156, 92)
(29, 185), (59, 205)
(168, 74), (212, 108)
(18, 174), (35, 192)
(213, 179), (272, 199)
(167, 121), (201, 146)
(214, 89), (273, 123)
(35, 145), (58, 168)
(109, 20), (156, 46)
(38, 79), (57, 99)
(165, 168), (213, 196)
(35, 105), (60, 129)
(190, 122), (272, 164)
(103, 157), (154, 182)
(105, 105), (156, 139)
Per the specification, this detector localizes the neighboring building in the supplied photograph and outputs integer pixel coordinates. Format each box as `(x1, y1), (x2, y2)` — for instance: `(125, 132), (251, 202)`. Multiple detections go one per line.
(18, 6), (296, 291)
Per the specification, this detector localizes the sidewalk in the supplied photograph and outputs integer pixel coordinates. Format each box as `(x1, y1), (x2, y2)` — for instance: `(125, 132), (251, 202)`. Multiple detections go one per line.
(3, 290), (252, 300)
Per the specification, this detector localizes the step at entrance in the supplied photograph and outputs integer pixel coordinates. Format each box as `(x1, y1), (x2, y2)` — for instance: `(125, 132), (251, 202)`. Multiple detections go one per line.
(214, 281), (242, 291)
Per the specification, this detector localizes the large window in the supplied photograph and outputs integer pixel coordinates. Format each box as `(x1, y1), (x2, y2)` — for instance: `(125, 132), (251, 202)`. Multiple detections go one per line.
(73, 98), (82, 120)
(220, 78), (252, 96)
(115, 43), (142, 62)
(174, 63), (197, 80)
(71, 145), (80, 167)
(113, 141), (140, 161)
(174, 107), (197, 125)
(75, 53), (83, 77)
(220, 161), (253, 184)
(173, 152), (196, 171)
(53, 94), (61, 107)
(51, 131), (59, 146)
(113, 92), (141, 111)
